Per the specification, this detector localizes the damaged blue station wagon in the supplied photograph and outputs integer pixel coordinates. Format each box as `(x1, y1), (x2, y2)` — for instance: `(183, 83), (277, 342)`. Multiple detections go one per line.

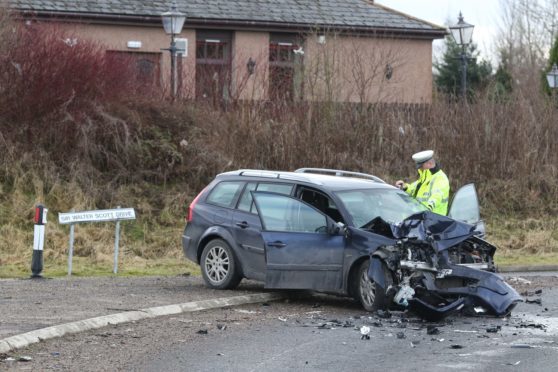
(182, 169), (521, 320)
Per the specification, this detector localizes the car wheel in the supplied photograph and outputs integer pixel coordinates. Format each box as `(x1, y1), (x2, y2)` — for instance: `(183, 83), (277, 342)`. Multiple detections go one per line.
(200, 239), (241, 290)
(354, 259), (391, 312)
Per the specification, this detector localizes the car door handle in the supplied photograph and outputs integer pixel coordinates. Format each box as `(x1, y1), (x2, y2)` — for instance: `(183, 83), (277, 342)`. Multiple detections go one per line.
(236, 221), (249, 229)
(267, 241), (287, 248)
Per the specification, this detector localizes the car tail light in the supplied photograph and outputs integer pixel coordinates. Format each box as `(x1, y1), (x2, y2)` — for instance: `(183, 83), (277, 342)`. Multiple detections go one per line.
(186, 188), (205, 222)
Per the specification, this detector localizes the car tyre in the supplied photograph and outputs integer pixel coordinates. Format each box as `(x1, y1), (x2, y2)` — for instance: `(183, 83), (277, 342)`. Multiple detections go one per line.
(200, 239), (242, 290)
(354, 259), (392, 312)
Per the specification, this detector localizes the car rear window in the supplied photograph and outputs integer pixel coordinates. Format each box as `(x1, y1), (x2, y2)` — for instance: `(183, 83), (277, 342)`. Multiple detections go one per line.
(206, 181), (244, 208)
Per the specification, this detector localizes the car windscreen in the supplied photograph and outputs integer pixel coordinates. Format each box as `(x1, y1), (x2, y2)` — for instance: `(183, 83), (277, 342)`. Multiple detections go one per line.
(335, 188), (427, 227)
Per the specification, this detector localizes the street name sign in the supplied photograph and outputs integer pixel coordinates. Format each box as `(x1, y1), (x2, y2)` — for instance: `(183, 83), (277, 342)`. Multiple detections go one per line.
(59, 208), (136, 225)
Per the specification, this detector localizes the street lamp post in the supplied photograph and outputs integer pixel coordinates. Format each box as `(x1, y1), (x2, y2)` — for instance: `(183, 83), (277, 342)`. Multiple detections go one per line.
(546, 63), (558, 98)
(161, 2), (186, 99)
(449, 12), (474, 99)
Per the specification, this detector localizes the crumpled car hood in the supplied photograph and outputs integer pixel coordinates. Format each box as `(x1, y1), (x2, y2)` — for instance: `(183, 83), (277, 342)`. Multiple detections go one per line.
(365, 211), (477, 252)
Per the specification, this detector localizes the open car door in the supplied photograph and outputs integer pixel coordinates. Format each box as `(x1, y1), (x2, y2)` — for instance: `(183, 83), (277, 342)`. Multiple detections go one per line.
(448, 183), (485, 237)
(252, 191), (345, 291)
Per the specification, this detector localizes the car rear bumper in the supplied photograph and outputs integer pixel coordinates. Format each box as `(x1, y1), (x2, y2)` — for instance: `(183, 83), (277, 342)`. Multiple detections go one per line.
(182, 234), (196, 262)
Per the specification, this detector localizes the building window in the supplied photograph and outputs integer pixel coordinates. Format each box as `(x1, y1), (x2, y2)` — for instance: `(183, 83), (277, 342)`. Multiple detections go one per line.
(269, 34), (304, 101)
(196, 31), (232, 102)
(106, 51), (161, 89)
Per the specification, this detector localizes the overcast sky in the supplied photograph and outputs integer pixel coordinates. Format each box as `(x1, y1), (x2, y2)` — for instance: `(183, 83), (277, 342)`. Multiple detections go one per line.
(377, 0), (502, 63)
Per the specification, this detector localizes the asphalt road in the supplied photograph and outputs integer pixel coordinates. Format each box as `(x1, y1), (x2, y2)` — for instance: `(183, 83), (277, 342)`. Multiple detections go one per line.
(1, 274), (557, 371)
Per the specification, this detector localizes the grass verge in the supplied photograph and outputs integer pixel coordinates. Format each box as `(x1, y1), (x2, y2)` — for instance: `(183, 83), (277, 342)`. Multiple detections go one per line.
(1, 215), (557, 278)
(0, 257), (200, 279)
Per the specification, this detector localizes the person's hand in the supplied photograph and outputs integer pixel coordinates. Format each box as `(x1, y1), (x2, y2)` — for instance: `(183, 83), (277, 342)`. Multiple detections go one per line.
(395, 180), (405, 189)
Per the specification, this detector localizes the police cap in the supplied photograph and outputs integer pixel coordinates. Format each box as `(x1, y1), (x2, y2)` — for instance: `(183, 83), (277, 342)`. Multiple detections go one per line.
(412, 150), (434, 168)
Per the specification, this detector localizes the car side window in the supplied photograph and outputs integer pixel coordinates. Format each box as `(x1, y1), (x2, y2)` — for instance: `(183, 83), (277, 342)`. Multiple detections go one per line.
(253, 192), (327, 233)
(206, 181), (245, 208)
(297, 187), (345, 224)
(236, 182), (293, 214)
(237, 182), (258, 212)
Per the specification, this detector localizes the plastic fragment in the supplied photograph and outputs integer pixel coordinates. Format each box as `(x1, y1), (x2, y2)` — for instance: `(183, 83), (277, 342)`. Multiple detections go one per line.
(396, 332), (406, 339)
(360, 325), (371, 340)
(196, 329), (208, 335)
(451, 344), (464, 349)
(511, 344), (532, 349)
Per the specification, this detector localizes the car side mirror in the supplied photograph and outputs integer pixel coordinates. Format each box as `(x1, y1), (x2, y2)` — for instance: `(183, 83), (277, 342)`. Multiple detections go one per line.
(329, 221), (347, 236)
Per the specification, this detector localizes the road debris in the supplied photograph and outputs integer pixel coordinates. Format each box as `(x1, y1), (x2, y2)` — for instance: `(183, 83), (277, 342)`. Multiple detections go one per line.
(196, 329), (208, 335)
(216, 324), (227, 331)
(508, 277), (532, 285)
(427, 325), (440, 335)
(396, 332), (406, 339)
(525, 298), (542, 305)
(450, 344), (464, 349)
(511, 344), (533, 349)
(278, 317), (287, 322)
(505, 361), (521, 366)
(521, 289), (543, 296)
(234, 309), (258, 314)
(518, 322), (546, 331)
(360, 326), (371, 340)
(376, 310), (391, 319)
(486, 326), (501, 333)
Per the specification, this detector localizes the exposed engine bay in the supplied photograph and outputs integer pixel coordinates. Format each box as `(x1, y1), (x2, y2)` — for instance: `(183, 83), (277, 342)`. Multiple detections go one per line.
(364, 212), (522, 321)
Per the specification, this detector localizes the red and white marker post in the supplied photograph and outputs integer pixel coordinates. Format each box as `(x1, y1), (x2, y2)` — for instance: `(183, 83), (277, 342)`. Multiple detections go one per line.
(31, 204), (48, 278)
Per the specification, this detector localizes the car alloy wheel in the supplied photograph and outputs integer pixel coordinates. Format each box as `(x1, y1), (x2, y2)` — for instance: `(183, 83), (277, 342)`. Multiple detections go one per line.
(359, 266), (376, 309)
(200, 239), (242, 290)
(204, 245), (230, 285)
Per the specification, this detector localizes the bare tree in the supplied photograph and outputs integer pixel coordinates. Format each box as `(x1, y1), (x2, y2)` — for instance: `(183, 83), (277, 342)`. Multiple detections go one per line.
(496, 0), (558, 90)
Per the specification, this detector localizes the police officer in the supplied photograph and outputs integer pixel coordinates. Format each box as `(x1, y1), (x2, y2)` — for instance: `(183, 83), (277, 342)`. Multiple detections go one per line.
(395, 150), (450, 215)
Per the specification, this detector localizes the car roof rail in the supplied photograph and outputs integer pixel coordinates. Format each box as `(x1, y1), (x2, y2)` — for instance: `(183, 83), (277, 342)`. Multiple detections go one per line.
(218, 169), (323, 185)
(294, 168), (386, 183)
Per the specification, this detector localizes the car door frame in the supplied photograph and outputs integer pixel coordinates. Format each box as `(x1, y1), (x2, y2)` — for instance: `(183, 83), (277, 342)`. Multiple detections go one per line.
(251, 191), (346, 291)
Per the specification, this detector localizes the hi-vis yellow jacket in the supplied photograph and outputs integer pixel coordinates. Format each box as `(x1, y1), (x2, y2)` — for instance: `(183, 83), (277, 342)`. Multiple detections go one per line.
(404, 167), (450, 215)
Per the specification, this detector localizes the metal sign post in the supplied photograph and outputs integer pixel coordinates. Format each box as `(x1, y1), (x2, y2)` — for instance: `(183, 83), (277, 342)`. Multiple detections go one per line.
(68, 223), (75, 276)
(113, 206), (121, 274)
(59, 207), (136, 275)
